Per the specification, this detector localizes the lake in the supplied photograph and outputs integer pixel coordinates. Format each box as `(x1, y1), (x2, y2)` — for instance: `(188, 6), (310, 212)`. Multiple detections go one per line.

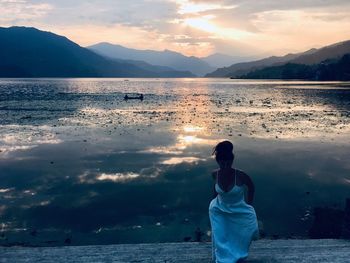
(0, 78), (349, 246)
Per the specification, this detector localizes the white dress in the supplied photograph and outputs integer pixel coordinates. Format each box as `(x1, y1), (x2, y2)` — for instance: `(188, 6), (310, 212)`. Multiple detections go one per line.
(209, 170), (258, 263)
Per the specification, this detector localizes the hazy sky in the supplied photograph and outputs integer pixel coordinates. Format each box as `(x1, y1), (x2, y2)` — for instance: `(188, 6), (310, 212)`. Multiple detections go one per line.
(1, 0), (350, 57)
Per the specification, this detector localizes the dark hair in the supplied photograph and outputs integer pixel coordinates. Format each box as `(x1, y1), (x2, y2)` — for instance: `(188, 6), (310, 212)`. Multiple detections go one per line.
(213, 140), (234, 162)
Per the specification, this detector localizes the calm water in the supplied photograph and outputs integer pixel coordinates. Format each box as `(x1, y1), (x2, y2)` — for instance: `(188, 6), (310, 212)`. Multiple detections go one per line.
(0, 78), (350, 245)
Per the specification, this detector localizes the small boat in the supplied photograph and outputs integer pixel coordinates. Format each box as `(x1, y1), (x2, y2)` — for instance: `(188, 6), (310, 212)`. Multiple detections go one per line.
(124, 93), (144, 101)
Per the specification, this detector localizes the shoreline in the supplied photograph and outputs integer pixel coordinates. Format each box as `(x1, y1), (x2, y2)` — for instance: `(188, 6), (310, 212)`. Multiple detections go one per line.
(1, 239), (350, 263)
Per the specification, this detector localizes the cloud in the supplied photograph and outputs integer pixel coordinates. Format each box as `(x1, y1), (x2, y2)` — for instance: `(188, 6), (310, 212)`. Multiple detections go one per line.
(20, 0), (179, 28)
(0, 0), (53, 23)
(247, 8), (350, 54)
(1, 0), (350, 56)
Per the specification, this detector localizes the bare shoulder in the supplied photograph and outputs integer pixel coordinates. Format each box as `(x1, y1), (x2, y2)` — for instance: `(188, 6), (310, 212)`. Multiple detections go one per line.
(235, 168), (247, 177)
(235, 169), (253, 184)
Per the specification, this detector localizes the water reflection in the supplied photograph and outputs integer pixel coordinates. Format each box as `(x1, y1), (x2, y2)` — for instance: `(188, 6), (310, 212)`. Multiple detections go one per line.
(183, 125), (204, 133)
(0, 78), (349, 245)
(97, 172), (140, 182)
(0, 125), (61, 158)
(161, 157), (205, 165)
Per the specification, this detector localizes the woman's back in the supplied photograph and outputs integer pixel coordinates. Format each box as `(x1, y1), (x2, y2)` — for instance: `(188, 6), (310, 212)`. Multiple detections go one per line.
(209, 141), (258, 263)
(214, 169), (247, 207)
(210, 169), (258, 262)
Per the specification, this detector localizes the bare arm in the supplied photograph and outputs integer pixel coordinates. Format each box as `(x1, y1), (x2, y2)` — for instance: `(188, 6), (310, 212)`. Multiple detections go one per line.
(242, 172), (255, 205)
(212, 171), (217, 199)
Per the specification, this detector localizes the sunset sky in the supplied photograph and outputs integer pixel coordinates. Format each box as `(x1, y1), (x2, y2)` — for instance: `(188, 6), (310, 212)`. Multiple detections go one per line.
(1, 0), (350, 57)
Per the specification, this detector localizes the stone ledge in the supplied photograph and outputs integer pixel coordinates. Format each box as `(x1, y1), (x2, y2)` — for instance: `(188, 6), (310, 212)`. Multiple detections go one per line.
(0, 239), (349, 263)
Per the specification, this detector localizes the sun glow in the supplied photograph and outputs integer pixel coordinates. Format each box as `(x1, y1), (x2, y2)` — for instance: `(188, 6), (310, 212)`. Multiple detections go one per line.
(175, 0), (249, 40)
(180, 15), (252, 41)
(183, 17), (216, 33)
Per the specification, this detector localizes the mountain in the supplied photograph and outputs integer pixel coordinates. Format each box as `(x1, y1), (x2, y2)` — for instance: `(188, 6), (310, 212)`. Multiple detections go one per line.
(0, 27), (194, 78)
(88, 42), (215, 76)
(118, 59), (195, 77)
(238, 54), (350, 81)
(200, 53), (254, 68)
(288, 40), (350, 65)
(205, 51), (313, 78)
(206, 39), (350, 78)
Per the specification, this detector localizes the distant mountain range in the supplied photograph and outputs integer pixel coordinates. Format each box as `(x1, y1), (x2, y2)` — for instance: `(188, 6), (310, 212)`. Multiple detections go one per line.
(88, 42), (217, 76)
(206, 40), (350, 79)
(200, 53), (254, 69)
(239, 54), (350, 80)
(0, 27), (195, 78)
(1, 26), (349, 80)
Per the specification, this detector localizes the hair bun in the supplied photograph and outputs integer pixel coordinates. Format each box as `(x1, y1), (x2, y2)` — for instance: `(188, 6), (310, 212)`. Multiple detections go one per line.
(216, 140), (233, 153)
(212, 140), (235, 163)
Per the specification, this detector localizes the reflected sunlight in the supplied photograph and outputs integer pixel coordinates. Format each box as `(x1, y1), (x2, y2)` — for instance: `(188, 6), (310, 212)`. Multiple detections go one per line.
(183, 125), (204, 133)
(141, 134), (215, 154)
(177, 135), (216, 147)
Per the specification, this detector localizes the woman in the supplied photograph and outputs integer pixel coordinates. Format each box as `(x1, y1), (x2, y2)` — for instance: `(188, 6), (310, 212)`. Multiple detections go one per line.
(209, 141), (258, 263)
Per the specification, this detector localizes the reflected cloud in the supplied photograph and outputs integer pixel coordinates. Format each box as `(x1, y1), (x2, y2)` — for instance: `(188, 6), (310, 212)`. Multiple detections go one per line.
(161, 157), (205, 165)
(0, 145), (35, 158)
(0, 125), (61, 158)
(142, 132), (217, 156)
(0, 188), (13, 193)
(141, 147), (183, 155)
(39, 200), (51, 206)
(342, 178), (350, 185)
(23, 190), (36, 196)
(183, 125), (204, 133)
(97, 172), (140, 182)
(140, 166), (162, 178)
(79, 166), (163, 184)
